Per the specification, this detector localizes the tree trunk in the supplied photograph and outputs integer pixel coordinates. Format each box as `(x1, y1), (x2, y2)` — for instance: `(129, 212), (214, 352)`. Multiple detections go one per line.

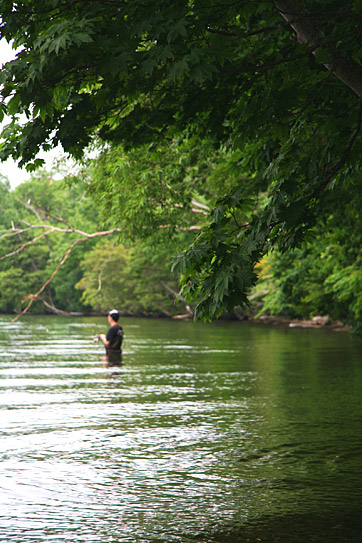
(275, 0), (362, 98)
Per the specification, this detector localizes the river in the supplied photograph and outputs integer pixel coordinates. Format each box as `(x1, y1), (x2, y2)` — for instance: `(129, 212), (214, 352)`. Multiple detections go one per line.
(0, 315), (362, 542)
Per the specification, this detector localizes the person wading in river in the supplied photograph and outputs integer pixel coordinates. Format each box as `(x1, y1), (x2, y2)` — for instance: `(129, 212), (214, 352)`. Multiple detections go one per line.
(98, 309), (124, 355)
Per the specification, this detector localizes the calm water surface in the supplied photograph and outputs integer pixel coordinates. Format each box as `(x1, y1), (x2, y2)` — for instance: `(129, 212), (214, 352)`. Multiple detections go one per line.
(0, 315), (362, 542)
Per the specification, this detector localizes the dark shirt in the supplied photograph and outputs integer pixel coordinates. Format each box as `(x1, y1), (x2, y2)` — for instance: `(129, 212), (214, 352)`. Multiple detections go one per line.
(106, 324), (123, 352)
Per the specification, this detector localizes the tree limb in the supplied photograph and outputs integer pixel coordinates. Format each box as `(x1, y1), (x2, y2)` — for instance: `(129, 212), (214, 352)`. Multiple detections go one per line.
(2, 198), (204, 320)
(0, 223), (121, 261)
(42, 299), (83, 316)
(191, 200), (210, 211)
(27, 201), (74, 229)
(275, 0), (362, 98)
(0, 229), (55, 261)
(215, 45), (317, 76)
(13, 238), (86, 322)
(160, 280), (194, 316)
(310, 100), (362, 198)
(157, 224), (203, 231)
(0, 203), (123, 320)
(206, 22), (288, 38)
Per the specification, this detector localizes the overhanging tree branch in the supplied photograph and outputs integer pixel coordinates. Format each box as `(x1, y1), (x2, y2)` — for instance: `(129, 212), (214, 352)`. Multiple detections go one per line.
(310, 100), (362, 199)
(275, 0), (362, 98)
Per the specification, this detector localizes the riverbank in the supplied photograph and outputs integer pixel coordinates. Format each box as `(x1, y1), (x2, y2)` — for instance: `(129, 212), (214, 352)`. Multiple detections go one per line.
(162, 311), (352, 332)
(249, 314), (351, 331)
(2, 309), (352, 332)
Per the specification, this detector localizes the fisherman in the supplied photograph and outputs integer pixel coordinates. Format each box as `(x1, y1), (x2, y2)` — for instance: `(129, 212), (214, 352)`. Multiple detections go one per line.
(98, 309), (124, 355)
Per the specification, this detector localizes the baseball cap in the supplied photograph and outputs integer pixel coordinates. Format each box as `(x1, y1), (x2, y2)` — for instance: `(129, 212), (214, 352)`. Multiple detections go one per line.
(109, 309), (119, 321)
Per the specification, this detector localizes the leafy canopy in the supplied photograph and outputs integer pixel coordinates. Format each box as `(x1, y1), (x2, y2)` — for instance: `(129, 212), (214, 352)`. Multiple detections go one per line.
(1, 0), (362, 318)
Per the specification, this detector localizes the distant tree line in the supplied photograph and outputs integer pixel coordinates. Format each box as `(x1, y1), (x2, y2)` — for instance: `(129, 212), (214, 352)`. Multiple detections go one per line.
(1, 157), (361, 328)
(0, 170), (189, 318)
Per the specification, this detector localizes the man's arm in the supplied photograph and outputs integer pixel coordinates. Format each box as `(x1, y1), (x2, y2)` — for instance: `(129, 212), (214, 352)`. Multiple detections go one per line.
(98, 333), (110, 348)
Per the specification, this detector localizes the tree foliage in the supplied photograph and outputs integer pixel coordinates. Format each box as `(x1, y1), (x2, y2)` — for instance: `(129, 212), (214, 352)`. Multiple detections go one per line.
(75, 240), (185, 317)
(256, 182), (362, 328)
(0, 173), (192, 317)
(0, 174), (98, 313)
(1, 0), (362, 319)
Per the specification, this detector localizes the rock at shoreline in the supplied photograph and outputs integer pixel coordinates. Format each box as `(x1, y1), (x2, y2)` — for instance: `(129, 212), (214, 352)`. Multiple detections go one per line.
(253, 314), (348, 331)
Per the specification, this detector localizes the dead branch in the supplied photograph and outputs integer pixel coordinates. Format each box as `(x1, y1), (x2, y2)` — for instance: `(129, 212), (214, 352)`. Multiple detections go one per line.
(160, 280), (194, 316)
(13, 238), (86, 322)
(0, 222), (122, 262)
(2, 199), (203, 321)
(21, 200), (43, 222)
(0, 224), (47, 239)
(0, 230), (55, 261)
(10, 224), (122, 320)
(43, 299), (83, 316)
(173, 203), (209, 215)
(2, 210), (122, 321)
(26, 201), (73, 229)
(157, 224), (203, 231)
(191, 199), (210, 211)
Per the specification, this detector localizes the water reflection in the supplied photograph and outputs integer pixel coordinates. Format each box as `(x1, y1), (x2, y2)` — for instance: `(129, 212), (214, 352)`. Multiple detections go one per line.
(0, 315), (362, 542)
(102, 351), (123, 367)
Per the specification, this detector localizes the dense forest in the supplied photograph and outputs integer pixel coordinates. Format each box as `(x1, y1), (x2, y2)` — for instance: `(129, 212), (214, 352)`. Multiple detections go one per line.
(1, 154), (361, 328)
(1, 1), (362, 328)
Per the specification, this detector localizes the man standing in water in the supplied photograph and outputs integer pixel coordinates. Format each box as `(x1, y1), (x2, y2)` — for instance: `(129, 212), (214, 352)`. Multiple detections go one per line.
(98, 309), (124, 355)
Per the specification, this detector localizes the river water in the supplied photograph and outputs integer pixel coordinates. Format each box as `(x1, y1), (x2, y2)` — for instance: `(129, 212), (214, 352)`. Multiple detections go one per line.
(0, 315), (361, 543)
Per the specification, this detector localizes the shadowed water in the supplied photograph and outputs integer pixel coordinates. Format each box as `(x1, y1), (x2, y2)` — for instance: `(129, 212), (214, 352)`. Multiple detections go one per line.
(0, 315), (362, 542)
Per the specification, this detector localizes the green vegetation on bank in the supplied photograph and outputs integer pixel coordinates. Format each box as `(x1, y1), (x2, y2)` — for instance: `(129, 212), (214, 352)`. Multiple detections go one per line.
(0, 171), (185, 317)
(1, 164), (362, 328)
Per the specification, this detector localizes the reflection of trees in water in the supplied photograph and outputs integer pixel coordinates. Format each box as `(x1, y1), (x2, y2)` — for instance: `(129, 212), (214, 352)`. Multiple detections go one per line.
(102, 351), (123, 371)
(105, 351), (122, 366)
(204, 509), (362, 543)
